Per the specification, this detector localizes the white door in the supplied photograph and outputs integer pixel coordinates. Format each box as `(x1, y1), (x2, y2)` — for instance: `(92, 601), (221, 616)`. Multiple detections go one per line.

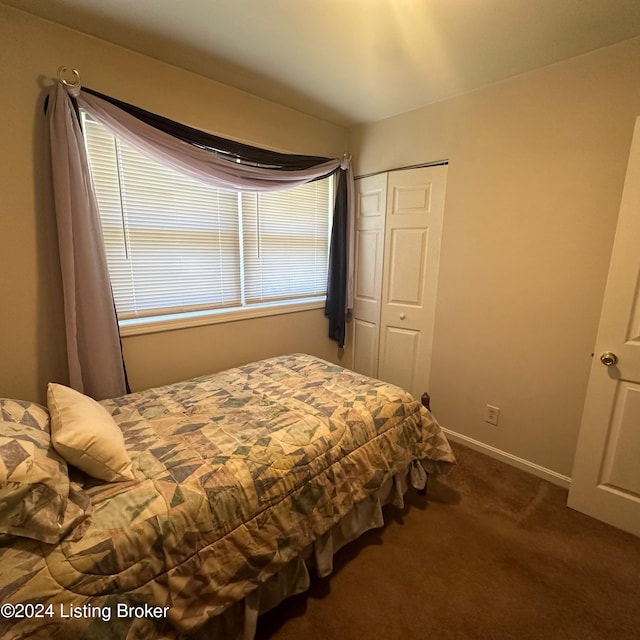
(378, 165), (447, 400)
(351, 173), (388, 378)
(568, 117), (640, 537)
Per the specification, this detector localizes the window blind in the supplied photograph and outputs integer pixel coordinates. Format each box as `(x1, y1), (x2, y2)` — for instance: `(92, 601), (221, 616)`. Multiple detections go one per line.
(82, 115), (331, 321)
(241, 181), (331, 304)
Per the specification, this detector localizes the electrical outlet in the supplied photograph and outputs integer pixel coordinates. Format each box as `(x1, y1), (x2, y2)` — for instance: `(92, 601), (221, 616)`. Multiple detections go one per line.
(485, 404), (500, 426)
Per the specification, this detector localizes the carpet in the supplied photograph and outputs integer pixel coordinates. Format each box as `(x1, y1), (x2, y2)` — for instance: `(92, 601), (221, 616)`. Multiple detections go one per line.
(256, 441), (640, 639)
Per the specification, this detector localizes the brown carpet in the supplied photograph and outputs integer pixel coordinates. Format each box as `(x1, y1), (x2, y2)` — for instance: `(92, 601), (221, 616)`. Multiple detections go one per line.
(255, 442), (640, 640)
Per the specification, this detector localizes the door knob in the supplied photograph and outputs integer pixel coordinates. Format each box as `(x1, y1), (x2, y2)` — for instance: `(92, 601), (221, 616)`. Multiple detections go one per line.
(600, 352), (618, 367)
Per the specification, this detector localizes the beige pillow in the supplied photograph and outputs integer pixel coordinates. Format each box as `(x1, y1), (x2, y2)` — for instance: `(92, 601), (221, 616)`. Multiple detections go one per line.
(47, 383), (134, 482)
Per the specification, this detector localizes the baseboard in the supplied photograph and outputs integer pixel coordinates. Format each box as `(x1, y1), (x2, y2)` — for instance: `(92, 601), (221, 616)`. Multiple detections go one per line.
(442, 428), (572, 489)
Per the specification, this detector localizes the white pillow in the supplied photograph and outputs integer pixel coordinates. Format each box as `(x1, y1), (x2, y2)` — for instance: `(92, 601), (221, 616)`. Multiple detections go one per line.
(47, 383), (134, 482)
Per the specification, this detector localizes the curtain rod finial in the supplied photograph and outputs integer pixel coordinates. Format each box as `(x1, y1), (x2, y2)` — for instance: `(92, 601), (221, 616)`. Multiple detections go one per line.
(57, 65), (81, 89)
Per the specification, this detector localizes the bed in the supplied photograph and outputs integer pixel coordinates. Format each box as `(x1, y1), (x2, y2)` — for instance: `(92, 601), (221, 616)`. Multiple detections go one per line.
(0, 353), (455, 640)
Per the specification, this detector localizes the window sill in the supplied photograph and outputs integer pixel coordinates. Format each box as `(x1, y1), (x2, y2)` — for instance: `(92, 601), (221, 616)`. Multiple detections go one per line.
(118, 297), (327, 337)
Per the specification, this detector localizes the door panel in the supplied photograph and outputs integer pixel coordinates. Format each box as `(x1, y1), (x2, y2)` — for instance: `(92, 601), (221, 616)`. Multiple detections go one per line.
(380, 326), (420, 394)
(386, 228), (428, 306)
(602, 382), (640, 495)
(378, 165), (447, 400)
(355, 231), (380, 301)
(352, 318), (378, 379)
(392, 183), (432, 214)
(568, 117), (640, 536)
(351, 173), (387, 377)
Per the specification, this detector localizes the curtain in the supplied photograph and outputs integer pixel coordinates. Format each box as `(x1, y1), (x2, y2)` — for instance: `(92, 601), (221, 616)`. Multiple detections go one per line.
(325, 170), (349, 346)
(45, 81), (354, 398)
(74, 89), (343, 191)
(82, 87), (336, 171)
(45, 83), (128, 400)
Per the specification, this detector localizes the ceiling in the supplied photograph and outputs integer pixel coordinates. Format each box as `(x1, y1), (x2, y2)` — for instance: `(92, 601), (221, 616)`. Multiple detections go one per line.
(6, 0), (640, 126)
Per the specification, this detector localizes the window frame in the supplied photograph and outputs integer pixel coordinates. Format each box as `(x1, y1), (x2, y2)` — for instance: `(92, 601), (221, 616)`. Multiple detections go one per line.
(81, 113), (334, 336)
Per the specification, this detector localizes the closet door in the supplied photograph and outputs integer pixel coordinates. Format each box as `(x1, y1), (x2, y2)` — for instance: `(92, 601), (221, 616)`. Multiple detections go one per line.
(378, 165), (447, 400)
(351, 173), (388, 378)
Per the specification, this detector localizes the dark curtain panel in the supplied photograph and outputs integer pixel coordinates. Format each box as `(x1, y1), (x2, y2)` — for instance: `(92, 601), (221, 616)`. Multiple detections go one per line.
(325, 169), (348, 347)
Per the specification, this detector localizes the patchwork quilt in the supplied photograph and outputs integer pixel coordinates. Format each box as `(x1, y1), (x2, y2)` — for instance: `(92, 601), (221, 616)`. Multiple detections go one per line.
(0, 354), (454, 639)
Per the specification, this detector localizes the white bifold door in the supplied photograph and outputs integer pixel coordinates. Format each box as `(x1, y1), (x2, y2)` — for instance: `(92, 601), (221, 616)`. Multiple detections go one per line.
(351, 165), (447, 401)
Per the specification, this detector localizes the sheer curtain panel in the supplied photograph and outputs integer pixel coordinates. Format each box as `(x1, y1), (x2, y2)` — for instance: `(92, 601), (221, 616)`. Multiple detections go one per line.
(45, 83), (128, 399)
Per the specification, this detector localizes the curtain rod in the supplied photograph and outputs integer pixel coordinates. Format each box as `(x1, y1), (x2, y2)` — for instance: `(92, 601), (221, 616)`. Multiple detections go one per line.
(355, 159), (448, 180)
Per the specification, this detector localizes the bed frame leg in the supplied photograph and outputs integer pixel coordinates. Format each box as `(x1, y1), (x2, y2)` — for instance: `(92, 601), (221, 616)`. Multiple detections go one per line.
(418, 392), (431, 496)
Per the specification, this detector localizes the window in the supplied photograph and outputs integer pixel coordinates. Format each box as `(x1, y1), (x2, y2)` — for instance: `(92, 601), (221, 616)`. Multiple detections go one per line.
(82, 115), (333, 334)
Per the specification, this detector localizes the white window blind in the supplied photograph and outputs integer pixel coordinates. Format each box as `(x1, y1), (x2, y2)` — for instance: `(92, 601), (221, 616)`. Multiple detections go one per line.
(241, 181), (331, 304)
(82, 115), (332, 323)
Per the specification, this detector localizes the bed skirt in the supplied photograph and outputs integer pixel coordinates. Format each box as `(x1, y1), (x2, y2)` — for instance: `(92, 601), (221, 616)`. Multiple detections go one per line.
(202, 458), (434, 640)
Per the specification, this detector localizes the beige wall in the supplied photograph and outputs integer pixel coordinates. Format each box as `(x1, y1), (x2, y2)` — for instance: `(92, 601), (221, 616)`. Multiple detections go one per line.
(349, 37), (640, 477)
(0, 5), (348, 404)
